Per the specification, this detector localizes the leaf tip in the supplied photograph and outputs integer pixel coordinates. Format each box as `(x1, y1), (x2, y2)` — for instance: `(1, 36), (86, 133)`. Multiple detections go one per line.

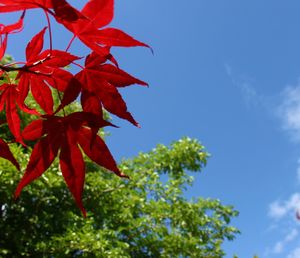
(148, 45), (154, 55)
(120, 173), (130, 179)
(81, 207), (87, 218)
(13, 187), (21, 200)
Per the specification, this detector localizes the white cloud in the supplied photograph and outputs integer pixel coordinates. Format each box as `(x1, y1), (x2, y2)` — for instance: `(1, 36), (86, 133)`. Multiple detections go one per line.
(279, 84), (300, 141)
(269, 202), (289, 219)
(285, 229), (299, 242)
(267, 194), (300, 255)
(266, 82), (300, 257)
(269, 229), (298, 255)
(288, 247), (300, 258)
(268, 193), (300, 220)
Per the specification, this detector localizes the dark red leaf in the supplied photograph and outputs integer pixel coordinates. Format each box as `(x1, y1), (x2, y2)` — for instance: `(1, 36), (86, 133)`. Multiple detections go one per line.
(78, 127), (128, 178)
(5, 87), (22, 143)
(94, 80), (139, 127)
(30, 76), (54, 114)
(52, 0), (85, 23)
(0, 84), (8, 110)
(15, 134), (60, 198)
(16, 112), (120, 214)
(97, 64), (148, 87)
(0, 84), (39, 143)
(55, 77), (82, 113)
(81, 90), (102, 116)
(22, 118), (44, 141)
(60, 130), (86, 216)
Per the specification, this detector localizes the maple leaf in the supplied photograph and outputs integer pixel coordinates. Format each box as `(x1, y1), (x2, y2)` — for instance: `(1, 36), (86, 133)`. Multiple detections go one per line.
(0, 11), (25, 60)
(0, 0), (53, 13)
(17, 27), (79, 114)
(0, 83), (38, 144)
(0, 0), (149, 217)
(0, 138), (19, 169)
(81, 0), (114, 28)
(51, 0), (86, 23)
(58, 51), (147, 126)
(16, 112), (127, 216)
(52, 0), (149, 57)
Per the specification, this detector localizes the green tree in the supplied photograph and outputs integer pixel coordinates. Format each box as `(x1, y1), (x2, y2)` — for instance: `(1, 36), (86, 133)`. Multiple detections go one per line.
(0, 56), (239, 257)
(0, 138), (239, 257)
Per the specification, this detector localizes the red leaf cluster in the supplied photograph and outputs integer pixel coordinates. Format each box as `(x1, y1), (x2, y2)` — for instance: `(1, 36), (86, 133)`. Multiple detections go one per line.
(0, 0), (148, 216)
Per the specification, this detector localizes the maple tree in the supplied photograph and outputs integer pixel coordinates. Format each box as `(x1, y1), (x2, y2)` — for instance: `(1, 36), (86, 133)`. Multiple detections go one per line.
(0, 0), (149, 215)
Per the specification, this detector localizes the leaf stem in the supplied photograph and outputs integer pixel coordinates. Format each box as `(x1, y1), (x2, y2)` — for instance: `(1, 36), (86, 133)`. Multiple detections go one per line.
(66, 35), (76, 52)
(72, 62), (84, 70)
(44, 10), (53, 52)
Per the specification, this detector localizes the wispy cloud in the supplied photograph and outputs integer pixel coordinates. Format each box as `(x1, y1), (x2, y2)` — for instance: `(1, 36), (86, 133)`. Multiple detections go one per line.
(266, 192), (300, 256)
(264, 82), (300, 256)
(278, 83), (300, 141)
(297, 158), (300, 183)
(226, 67), (300, 257)
(264, 228), (299, 256)
(287, 247), (300, 258)
(225, 64), (264, 108)
(271, 229), (298, 254)
(268, 193), (300, 220)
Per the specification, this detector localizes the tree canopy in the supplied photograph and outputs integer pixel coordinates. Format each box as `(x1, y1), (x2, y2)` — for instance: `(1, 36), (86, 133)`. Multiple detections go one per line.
(0, 134), (239, 257)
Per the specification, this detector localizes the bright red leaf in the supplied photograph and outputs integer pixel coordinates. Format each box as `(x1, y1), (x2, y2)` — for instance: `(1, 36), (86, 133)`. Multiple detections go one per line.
(0, 0), (148, 216)
(0, 11), (25, 59)
(59, 51), (147, 126)
(81, 0), (114, 28)
(52, 0), (149, 57)
(17, 28), (79, 114)
(0, 0), (53, 13)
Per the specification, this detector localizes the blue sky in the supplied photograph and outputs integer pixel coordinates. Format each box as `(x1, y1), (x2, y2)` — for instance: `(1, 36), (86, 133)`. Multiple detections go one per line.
(3, 0), (300, 257)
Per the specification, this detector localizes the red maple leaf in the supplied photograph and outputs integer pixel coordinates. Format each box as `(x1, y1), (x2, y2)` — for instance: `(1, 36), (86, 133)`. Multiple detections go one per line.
(0, 0), (53, 13)
(16, 112), (127, 216)
(0, 0), (149, 216)
(0, 11), (25, 60)
(17, 27), (79, 114)
(81, 0), (114, 28)
(58, 51), (147, 126)
(0, 83), (38, 144)
(52, 0), (149, 56)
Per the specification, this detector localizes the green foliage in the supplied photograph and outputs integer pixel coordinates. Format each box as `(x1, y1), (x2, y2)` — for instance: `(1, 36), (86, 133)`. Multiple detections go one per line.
(0, 137), (239, 257)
